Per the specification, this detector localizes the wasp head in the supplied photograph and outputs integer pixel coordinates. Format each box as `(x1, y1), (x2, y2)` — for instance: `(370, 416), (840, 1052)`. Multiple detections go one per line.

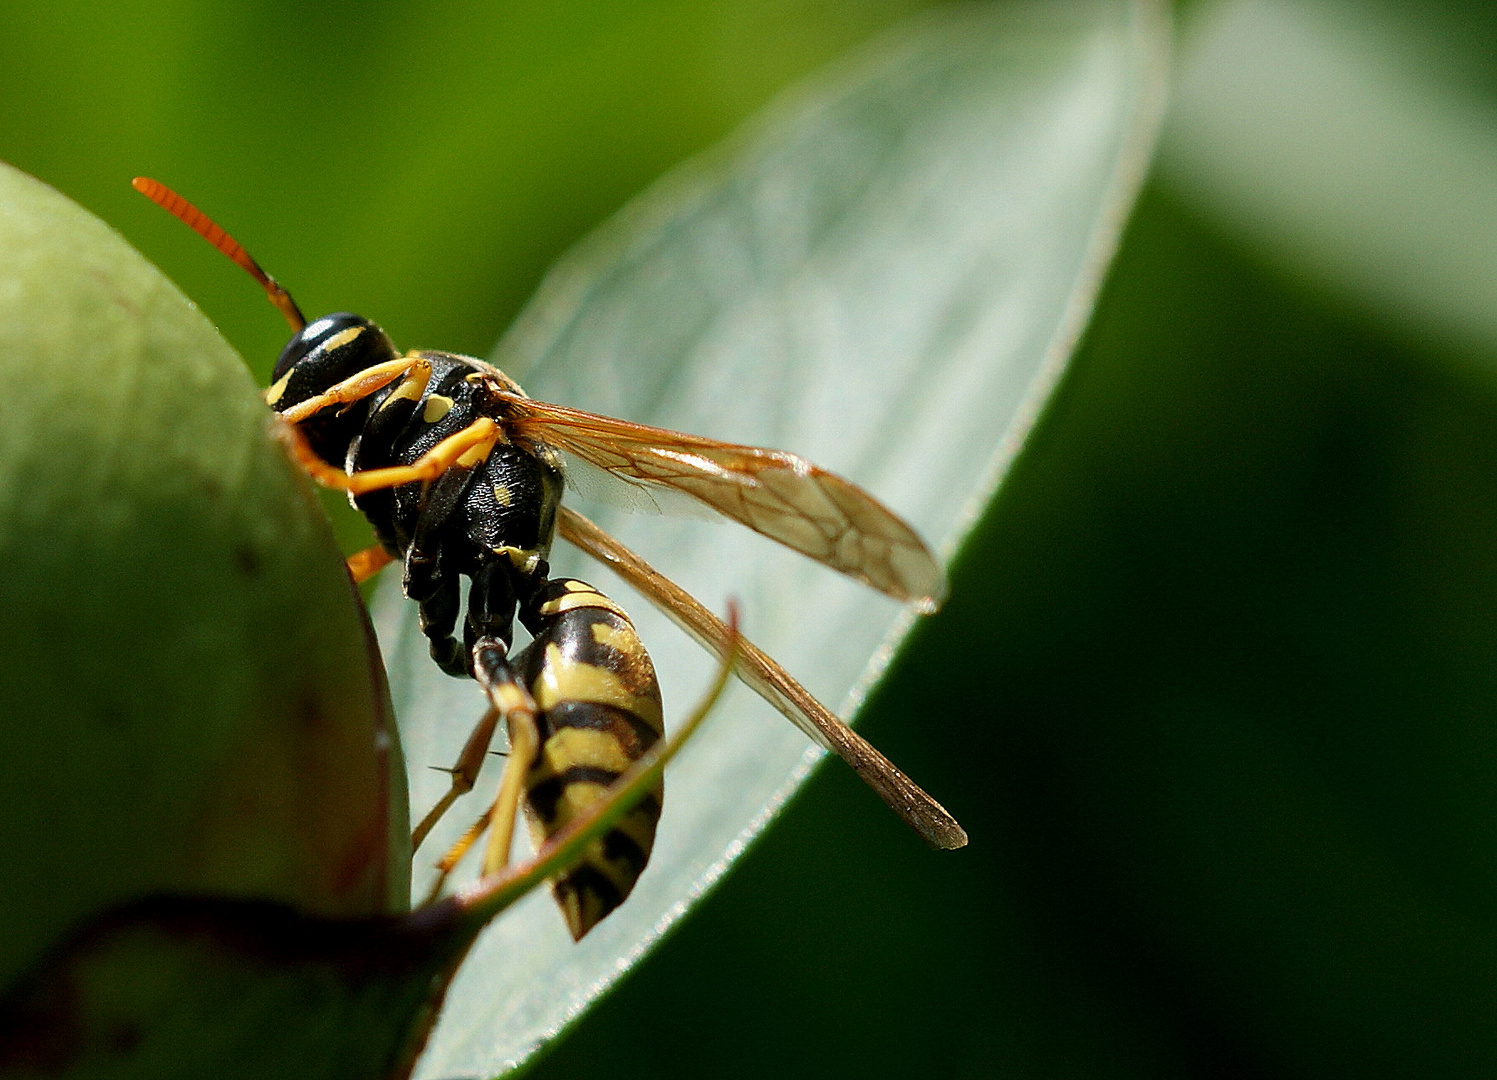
(265, 313), (399, 467)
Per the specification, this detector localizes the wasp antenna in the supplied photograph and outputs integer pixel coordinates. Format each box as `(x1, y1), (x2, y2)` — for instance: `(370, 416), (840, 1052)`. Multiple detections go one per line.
(132, 177), (307, 332)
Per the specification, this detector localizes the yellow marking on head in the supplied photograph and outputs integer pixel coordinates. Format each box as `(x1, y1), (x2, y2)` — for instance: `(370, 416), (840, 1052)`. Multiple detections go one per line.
(332, 327), (365, 349)
(264, 371), (293, 406)
(538, 590), (631, 621)
(492, 483), (512, 507)
(422, 394), (454, 424)
(322, 326), (364, 352)
(533, 646), (663, 726)
(541, 727), (632, 774)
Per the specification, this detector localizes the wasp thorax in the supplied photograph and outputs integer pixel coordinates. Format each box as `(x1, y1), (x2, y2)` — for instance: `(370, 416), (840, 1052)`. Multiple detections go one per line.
(266, 313), (399, 414)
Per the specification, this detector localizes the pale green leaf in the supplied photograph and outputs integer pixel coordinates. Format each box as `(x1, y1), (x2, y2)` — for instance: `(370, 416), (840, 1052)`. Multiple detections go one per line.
(377, 2), (1169, 1075)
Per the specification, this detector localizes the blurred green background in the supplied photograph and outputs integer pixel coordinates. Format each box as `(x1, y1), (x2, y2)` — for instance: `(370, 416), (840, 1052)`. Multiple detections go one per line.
(6, 0), (1497, 1077)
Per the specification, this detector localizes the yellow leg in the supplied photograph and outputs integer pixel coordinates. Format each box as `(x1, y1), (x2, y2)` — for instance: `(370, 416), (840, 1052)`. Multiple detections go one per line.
(427, 805), (494, 897)
(275, 415), (500, 496)
(276, 355), (432, 423)
(346, 545), (394, 583)
(481, 705), (541, 877)
(410, 706), (501, 853)
(421, 675), (542, 902)
(423, 707), (539, 890)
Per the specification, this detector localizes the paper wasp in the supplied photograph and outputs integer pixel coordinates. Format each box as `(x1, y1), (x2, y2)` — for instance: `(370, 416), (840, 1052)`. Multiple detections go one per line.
(133, 177), (967, 940)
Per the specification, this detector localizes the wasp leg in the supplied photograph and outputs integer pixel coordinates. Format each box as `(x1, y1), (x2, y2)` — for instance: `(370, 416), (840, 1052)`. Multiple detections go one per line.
(275, 416), (500, 497)
(420, 640), (541, 903)
(404, 555), (466, 676)
(412, 562), (531, 863)
(409, 541), (528, 861)
(410, 705), (500, 852)
(412, 560), (527, 853)
(473, 638), (542, 878)
(425, 802), (494, 900)
(417, 563), (531, 881)
(557, 506), (968, 850)
(275, 354), (432, 422)
(463, 558), (527, 675)
(345, 544), (394, 583)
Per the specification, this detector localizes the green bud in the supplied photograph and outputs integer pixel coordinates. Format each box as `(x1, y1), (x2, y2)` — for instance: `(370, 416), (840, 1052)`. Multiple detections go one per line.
(0, 162), (410, 993)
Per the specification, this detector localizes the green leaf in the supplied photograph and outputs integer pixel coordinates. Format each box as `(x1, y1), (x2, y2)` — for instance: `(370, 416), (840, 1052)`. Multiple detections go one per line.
(377, 1), (1169, 1075)
(0, 161), (408, 1063)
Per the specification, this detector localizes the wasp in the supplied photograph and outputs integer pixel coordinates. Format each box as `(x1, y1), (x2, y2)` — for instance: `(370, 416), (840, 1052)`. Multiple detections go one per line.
(133, 177), (967, 940)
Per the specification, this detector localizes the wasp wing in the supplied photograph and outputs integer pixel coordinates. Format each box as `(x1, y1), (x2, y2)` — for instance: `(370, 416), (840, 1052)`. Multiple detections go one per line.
(504, 396), (946, 611)
(558, 507), (966, 849)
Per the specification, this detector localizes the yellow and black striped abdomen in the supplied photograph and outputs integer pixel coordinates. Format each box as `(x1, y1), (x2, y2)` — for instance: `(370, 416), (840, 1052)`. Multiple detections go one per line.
(519, 578), (664, 940)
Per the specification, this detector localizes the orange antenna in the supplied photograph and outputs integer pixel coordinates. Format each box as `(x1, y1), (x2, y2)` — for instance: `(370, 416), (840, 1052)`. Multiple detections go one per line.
(132, 177), (306, 332)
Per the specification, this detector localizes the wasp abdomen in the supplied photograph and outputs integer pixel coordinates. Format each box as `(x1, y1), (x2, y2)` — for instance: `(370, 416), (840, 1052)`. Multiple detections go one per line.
(518, 579), (663, 939)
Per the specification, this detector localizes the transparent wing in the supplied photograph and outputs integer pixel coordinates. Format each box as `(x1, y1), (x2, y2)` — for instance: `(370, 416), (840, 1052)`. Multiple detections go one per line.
(558, 447), (718, 520)
(504, 394), (946, 610)
(558, 507), (967, 850)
